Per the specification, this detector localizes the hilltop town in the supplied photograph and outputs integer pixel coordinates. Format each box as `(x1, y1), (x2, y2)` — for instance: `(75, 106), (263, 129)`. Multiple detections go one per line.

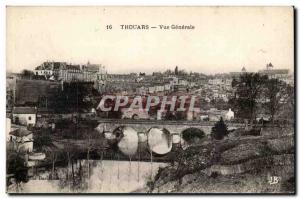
(6, 61), (295, 193)
(7, 62), (293, 120)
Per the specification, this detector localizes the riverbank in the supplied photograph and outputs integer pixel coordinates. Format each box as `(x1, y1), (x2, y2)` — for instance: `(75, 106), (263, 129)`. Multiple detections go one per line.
(138, 126), (295, 193)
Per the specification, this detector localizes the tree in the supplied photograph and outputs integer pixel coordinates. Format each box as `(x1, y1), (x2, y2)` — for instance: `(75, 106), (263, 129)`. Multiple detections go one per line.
(264, 78), (291, 123)
(48, 82), (99, 113)
(231, 73), (268, 123)
(49, 150), (58, 180)
(33, 130), (52, 151)
(231, 77), (238, 87)
(175, 66), (178, 75)
(286, 85), (295, 122)
(21, 69), (34, 79)
(82, 129), (105, 190)
(62, 144), (78, 192)
(178, 69), (188, 76)
(211, 117), (228, 140)
(7, 153), (28, 192)
(85, 131), (98, 189)
(182, 128), (205, 144)
(164, 69), (174, 75)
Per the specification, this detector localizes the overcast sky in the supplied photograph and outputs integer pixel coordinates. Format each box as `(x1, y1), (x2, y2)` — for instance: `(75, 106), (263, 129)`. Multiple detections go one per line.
(6, 6), (294, 74)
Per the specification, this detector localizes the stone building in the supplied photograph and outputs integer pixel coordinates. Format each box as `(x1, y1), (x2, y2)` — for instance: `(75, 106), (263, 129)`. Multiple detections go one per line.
(258, 63), (290, 83)
(12, 107), (37, 127)
(8, 128), (33, 153)
(34, 61), (107, 83)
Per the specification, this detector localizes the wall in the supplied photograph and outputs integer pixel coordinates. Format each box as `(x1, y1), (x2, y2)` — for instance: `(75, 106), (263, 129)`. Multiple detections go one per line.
(13, 113), (36, 126)
(18, 141), (33, 153)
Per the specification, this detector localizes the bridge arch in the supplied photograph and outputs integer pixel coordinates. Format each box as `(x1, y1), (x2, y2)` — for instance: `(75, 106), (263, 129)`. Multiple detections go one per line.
(147, 127), (172, 155)
(112, 126), (139, 157)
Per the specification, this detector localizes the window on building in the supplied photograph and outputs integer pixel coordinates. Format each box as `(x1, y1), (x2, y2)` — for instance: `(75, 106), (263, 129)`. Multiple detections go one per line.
(28, 116), (31, 120)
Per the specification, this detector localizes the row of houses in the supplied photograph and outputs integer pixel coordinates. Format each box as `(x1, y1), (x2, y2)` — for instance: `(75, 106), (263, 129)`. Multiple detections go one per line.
(136, 77), (193, 95)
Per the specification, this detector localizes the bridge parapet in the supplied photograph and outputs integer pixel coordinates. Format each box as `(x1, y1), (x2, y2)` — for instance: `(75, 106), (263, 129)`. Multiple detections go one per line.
(95, 119), (246, 135)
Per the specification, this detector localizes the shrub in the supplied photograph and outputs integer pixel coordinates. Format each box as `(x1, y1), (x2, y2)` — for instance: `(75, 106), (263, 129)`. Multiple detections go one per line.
(7, 154), (29, 184)
(34, 131), (52, 150)
(182, 128), (205, 144)
(211, 117), (228, 140)
(259, 144), (275, 156)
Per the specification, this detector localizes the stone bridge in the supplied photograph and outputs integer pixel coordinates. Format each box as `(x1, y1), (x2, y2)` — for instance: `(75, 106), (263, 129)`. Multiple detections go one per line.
(91, 118), (288, 161)
(95, 119), (247, 135)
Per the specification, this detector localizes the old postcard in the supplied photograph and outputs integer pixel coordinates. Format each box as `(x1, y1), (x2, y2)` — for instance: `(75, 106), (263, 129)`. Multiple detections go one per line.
(6, 6), (295, 194)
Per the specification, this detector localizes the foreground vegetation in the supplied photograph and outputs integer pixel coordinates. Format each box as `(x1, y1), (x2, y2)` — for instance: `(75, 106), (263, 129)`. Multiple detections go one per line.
(142, 125), (294, 193)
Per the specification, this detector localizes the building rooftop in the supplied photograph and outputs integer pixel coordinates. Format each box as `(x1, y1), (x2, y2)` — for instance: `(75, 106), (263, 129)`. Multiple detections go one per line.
(259, 69), (289, 75)
(12, 107), (37, 114)
(84, 63), (100, 72)
(64, 64), (81, 70)
(9, 128), (32, 137)
(35, 61), (103, 73)
(37, 107), (55, 114)
(35, 62), (67, 70)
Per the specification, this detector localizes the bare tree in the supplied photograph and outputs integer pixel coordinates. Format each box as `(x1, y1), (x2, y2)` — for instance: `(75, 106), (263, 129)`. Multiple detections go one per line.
(62, 144), (78, 192)
(232, 73), (268, 124)
(83, 129), (106, 190)
(264, 79), (292, 123)
(49, 150), (58, 180)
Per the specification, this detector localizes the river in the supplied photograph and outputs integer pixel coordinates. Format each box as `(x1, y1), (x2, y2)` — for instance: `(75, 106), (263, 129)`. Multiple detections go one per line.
(10, 160), (167, 193)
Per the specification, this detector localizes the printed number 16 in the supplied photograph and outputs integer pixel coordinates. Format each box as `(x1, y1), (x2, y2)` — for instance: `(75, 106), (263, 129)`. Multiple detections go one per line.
(106, 25), (112, 29)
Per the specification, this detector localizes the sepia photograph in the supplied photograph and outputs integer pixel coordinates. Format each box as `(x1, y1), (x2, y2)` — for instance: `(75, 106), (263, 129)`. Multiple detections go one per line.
(5, 6), (295, 194)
